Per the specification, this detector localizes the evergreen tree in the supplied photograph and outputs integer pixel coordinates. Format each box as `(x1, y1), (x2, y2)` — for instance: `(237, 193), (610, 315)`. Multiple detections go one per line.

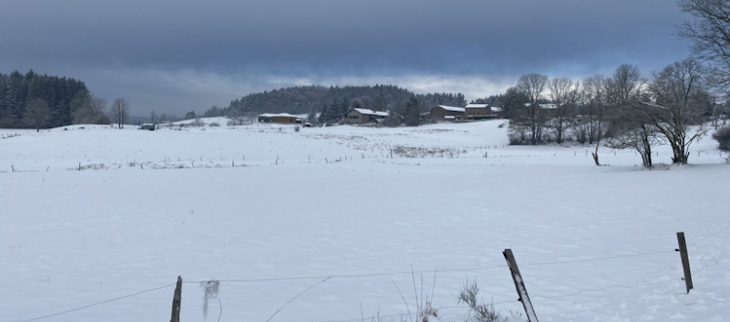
(318, 104), (330, 123)
(404, 96), (422, 126)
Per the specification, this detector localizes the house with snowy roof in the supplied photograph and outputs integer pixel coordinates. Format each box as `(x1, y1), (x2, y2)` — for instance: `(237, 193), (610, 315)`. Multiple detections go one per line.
(257, 113), (302, 124)
(430, 105), (466, 121)
(431, 104), (498, 121)
(464, 104), (493, 120)
(522, 103), (563, 118)
(343, 108), (389, 125)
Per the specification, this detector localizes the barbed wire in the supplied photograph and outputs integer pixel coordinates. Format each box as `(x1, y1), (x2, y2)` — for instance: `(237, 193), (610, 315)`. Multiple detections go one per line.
(12, 245), (711, 322)
(531, 278), (676, 301)
(694, 249), (730, 275)
(688, 224), (730, 247)
(18, 282), (176, 322)
(184, 264), (509, 284)
(518, 249), (676, 267)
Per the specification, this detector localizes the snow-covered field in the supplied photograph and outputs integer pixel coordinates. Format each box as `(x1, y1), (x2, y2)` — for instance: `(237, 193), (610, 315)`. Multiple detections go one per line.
(1, 119), (729, 322)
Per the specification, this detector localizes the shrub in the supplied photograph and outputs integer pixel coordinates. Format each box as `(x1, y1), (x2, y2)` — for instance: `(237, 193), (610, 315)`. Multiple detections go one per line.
(508, 125), (529, 145)
(457, 280), (505, 322)
(295, 125), (300, 132)
(713, 126), (730, 151)
(209, 122), (220, 127)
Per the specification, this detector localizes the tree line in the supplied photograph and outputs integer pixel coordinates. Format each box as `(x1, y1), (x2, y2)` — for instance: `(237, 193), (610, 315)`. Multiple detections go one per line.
(492, 0), (730, 168)
(499, 61), (722, 168)
(0, 70), (134, 130)
(0, 70), (135, 130)
(201, 84), (466, 125)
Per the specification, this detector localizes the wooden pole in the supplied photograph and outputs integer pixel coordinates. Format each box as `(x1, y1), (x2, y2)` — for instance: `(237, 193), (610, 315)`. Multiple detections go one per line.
(503, 249), (539, 322)
(676, 232), (694, 294)
(170, 276), (182, 322)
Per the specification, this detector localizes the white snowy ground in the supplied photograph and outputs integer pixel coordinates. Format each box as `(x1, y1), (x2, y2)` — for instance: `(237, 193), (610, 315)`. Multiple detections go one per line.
(1, 120), (729, 322)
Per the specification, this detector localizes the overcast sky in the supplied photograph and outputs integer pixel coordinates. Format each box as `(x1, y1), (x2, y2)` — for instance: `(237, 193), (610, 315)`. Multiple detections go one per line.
(0, 0), (693, 116)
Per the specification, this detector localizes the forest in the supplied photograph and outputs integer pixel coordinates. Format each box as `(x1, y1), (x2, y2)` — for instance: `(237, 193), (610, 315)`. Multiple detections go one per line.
(0, 70), (91, 129)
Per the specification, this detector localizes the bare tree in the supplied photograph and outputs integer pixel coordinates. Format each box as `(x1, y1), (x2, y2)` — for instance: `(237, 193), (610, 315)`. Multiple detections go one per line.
(580, 75), (609, 165)
(72, 93), (108, 124)
(110, 98), (130, 129)
(607, 112), (660, 168)
(639, 59), (711, 164)
(678, 0), (730, 94)
(548, 77), (580, 144)
(24, 98), (50, 132)
(604, 64), (657, 167)
(515, 73), (548, 145)
(90, 98), (108, 121)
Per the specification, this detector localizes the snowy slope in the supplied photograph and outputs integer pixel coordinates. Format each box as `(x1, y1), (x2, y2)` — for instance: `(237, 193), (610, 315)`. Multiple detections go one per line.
(1, 120), (729, 322)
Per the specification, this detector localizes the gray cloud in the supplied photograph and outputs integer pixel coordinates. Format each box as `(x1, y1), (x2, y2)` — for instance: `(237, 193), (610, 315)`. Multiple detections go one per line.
(0, 0), (693, 115)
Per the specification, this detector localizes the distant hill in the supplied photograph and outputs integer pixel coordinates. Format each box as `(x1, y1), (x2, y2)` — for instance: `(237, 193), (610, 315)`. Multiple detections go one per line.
(221, 85), (467, 118)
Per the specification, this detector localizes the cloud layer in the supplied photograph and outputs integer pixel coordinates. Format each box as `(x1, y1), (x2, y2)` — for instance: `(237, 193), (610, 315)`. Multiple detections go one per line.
(0, 0), (693, 115)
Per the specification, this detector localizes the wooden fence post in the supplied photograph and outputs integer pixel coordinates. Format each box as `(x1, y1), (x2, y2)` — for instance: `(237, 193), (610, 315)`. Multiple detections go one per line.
(676, 232), (694, 294)
(503, 249), (539, 322)
(170, 276), (182, 322)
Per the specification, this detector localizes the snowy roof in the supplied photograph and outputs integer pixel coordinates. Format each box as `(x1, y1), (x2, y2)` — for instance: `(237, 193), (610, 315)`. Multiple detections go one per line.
(436, 105), (466, 113)
(522, 103), (560, 109)
(465, 104), (489, 108)
(351, 108), (389, 117)
(259, 113), (300, 118)
(490, 107), (503, 112)
(352, 108), (376, 115)
(640, 102), (667, 109)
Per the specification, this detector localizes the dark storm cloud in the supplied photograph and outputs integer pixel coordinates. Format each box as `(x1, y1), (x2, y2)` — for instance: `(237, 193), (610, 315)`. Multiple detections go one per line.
(0, 0), (692, 114)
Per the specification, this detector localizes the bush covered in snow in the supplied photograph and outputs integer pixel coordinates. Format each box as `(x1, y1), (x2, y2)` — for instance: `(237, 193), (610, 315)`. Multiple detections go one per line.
(712, 126), (730, 151)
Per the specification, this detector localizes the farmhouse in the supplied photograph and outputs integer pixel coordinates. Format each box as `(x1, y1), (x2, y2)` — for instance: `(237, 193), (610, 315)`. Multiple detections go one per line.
(491, 106), (504, 119)
(539, 103), (561, 118)
(430, 105), (466, 121)
(522, 103), (563, 118)
(343, 108), (389, 125)
(257, 113), (302, 124)
(464, 104), (493, 120)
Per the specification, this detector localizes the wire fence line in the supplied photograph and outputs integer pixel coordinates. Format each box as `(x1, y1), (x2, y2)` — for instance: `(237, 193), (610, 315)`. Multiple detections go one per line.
(18, 283), (176, 322)
(688, 224), (730, 247)
(15, 231), (730, 322)
(184, 264), (509, 284)
(531, 278), (677, 301)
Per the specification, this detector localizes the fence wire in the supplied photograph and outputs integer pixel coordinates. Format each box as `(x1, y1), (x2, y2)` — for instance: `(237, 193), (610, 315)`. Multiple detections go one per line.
(15, 230), (730, 322)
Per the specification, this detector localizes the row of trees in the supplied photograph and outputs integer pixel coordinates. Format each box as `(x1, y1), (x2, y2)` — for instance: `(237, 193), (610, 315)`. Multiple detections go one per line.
(505, 60), (719, 167)
(503, 0), (730, 167)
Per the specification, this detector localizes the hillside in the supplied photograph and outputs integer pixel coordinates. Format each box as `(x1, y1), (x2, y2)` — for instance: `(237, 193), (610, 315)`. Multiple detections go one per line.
(224, 85), (467, 117)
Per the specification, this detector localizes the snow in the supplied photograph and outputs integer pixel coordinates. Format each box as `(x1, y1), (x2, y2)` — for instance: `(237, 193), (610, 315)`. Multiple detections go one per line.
(1, 119), (729, 322)
(437, 105), (466, 112)
(169, 116), (231, 126)
(540, 103), (559, 109)
(352, 108), (389, 117)
(465, 104), (489, 108)
(258, 113), (300, 118)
